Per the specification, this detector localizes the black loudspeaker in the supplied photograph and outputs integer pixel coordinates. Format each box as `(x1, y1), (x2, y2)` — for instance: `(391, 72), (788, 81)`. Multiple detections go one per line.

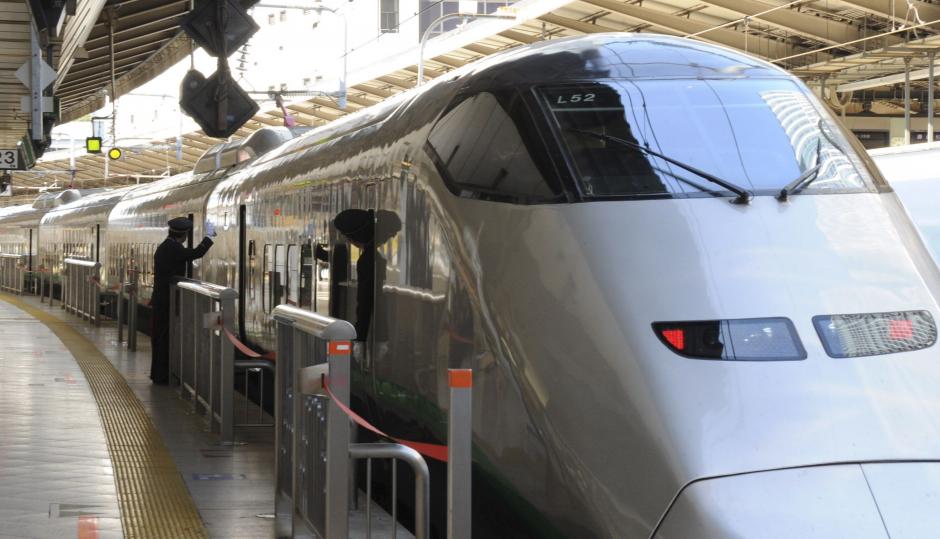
(180, 69), (259, 139)
(181, 0), (259, 58)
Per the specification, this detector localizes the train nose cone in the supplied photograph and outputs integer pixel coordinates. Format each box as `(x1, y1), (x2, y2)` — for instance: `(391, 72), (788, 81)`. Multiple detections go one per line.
(655, 462), (940, 538)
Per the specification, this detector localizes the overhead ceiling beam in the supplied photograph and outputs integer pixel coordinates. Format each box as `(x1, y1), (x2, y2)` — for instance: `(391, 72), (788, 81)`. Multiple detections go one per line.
(830, 0), (940, 27)
(697, 0), (887, 48)
(571, 1), (822, 62)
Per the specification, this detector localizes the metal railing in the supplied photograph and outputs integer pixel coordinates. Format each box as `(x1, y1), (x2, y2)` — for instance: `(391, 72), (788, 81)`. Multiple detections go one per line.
(273, 304), (474, 539)
(169, 278), (273, 444)
(0, 254), (26, 294)
(37, 266), (55, 306)
(62, 258), (103, 326)
(115, 264), (139, 352)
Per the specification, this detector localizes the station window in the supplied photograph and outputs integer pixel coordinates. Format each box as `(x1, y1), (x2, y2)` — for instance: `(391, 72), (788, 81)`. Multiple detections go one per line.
(268, 13), (275, 25)
(380, 0), (398, 33)
(426, 91), (564, 204)
(279, 10), (287, 22)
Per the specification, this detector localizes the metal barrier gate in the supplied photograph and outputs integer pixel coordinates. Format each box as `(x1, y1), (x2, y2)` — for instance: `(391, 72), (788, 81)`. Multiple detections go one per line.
(118, 264), (140, 352)
(62, 258), (103, 326)
(273, 304), (473, 539)
(0, 254), (26, 294)
(169, 279), (273, 444)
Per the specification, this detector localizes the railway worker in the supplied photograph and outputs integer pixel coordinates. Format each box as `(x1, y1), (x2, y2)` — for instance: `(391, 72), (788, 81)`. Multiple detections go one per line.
(150, 217), (216, 385)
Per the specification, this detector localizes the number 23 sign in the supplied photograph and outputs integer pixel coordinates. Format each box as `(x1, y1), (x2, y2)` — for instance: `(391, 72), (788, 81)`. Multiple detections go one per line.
(0, 150), (17, 170)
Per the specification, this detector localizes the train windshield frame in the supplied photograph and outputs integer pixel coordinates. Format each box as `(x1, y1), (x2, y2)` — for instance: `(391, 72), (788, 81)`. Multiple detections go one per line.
(538, 78), (884, 200)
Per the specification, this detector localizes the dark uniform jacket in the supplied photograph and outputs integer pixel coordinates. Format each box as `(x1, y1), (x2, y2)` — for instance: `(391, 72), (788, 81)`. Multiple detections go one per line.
(152, 236), (213, 311)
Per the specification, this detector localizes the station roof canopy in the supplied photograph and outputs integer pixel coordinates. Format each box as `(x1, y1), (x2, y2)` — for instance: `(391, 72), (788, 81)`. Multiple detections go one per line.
(0, 0), (203, 149)
(14, 0), (940, 201)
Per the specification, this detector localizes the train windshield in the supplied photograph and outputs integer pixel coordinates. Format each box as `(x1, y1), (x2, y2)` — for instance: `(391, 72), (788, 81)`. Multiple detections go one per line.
(541, 79), (877, 199)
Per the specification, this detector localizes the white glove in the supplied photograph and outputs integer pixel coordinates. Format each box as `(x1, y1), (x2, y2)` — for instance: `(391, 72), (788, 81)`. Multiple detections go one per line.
(205, 220), (217, 237)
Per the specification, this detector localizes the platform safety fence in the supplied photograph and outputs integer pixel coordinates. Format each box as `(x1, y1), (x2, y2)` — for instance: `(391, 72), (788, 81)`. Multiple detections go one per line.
(273, 304), (473, 539)
(0, 253), (26, 294)
(62, 258), (103, 326)
(169, 279), (273, 444)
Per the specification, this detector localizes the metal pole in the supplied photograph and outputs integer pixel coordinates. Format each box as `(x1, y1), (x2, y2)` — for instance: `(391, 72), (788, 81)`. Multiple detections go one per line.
(929, 52), (936, 143)
(905, 57), (912, 145)
(117, 265), (124, 343)
(93, 263), (101, 326)
(108, 8), (117, 148)
(127, 266), (138, 352)
(340, 13), (347, 109)
(448, 369), (473, 539)
(326, 340), (351, 539)
(219, 290), (236, 443)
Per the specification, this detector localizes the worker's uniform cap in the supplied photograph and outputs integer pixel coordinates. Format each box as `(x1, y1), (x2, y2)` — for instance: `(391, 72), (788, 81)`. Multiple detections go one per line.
(168, 217), (194, 232)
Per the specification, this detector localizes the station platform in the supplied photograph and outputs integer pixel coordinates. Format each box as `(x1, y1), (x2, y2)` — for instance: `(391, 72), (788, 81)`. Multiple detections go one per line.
(0, 293), (275, 538)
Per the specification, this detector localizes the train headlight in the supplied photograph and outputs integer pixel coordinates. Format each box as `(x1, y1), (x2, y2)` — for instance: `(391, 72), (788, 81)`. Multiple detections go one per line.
(813, 310), (937, 358)
(653, 318), (806, 361)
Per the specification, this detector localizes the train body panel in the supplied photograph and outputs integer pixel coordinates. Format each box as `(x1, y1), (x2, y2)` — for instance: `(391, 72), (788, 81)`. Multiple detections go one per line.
(106, 127), (300, 301)
(870, 143), (940, 262)
(39, 187), (136, 281)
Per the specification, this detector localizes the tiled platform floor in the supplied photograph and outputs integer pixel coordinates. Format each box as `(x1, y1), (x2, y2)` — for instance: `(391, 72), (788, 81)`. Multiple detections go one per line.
(21, 297), (277, 539)
(0, 298), (122, 538)
(4, 294), (412, 539)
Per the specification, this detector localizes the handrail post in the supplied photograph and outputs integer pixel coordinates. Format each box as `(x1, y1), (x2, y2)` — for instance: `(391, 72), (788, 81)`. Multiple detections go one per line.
(326, 340), (352, 539)
(448, 369), (473, 539)
(274, 319), (293, 538)
(219, 290), (236, 444)
(116, 265), (124, 343)
(127, 266), (138, 352)
(93, 262), (101, 326)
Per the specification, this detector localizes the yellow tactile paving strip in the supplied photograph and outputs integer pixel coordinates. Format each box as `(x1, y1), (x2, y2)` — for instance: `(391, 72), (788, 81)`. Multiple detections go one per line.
(0, 293), (208, 538)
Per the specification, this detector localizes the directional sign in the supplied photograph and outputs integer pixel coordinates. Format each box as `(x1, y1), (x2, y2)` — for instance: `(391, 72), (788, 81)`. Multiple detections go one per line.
(15, 60), (56, 91)
(0, 150), (17, 170)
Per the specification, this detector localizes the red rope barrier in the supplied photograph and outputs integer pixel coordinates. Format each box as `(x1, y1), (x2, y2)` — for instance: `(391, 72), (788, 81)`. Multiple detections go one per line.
(323, 375), (449, 463)
(222, 327), (277, 361)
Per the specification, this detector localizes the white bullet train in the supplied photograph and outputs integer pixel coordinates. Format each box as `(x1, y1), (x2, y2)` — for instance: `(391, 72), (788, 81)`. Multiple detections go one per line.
(3, 33), (940, 537)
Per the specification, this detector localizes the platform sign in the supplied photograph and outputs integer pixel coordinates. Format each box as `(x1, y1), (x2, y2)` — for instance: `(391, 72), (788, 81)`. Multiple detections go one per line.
(0, 150), (18, 170)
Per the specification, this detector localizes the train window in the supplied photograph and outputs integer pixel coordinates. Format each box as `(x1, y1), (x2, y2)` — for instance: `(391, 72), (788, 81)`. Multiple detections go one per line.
(248, 241), (256, 300)
(542, 79), (875, 198)
(314, 243), (330, 314)
(263, 244), (272, 313)
(300, 244), (313, 309)
(275, 244), (286, 306)
(426, 91), (564, 204)
(287, 245), (299, 306)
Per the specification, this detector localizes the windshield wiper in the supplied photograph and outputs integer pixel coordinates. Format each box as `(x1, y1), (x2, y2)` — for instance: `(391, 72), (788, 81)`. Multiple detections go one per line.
(777, 119), (845, 201)
(777, 137), (822, 201)
(565, 129), (753, 204)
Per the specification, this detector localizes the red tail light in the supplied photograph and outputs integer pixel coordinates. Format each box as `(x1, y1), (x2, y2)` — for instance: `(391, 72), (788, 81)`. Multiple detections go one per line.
(661, 329), (685, 350)
(653, 318), (805, 361)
